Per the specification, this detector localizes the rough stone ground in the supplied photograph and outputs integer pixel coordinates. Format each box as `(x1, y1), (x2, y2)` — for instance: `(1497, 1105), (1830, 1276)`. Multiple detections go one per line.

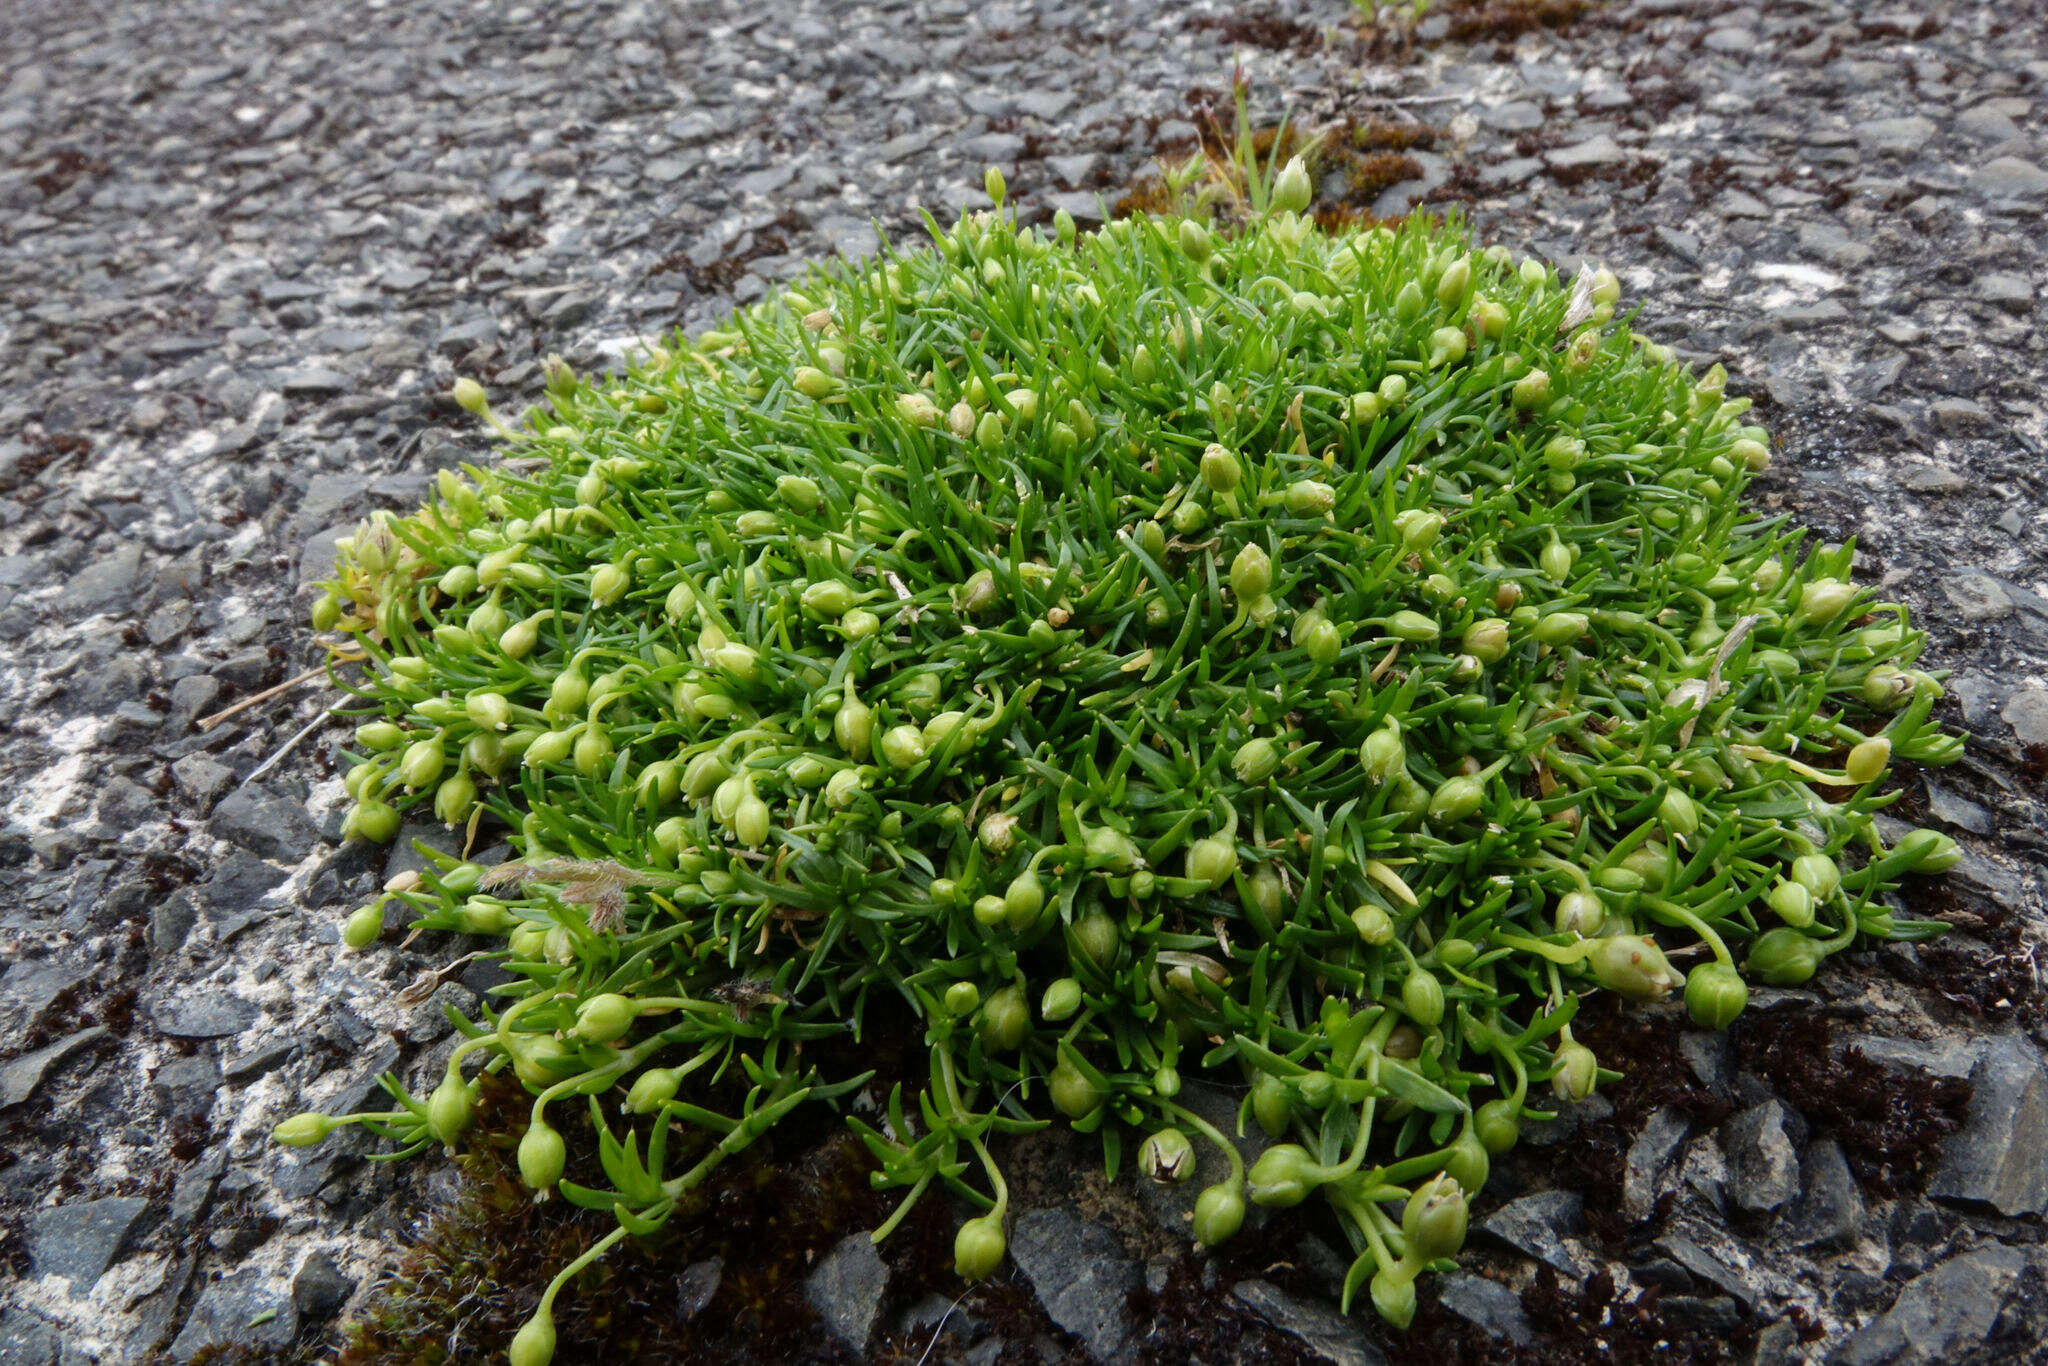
(0, 0), (2045, 1362)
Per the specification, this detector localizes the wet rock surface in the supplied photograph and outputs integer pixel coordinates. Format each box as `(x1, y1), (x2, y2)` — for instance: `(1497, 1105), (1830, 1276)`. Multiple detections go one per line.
(2, 0), (2046, 1362)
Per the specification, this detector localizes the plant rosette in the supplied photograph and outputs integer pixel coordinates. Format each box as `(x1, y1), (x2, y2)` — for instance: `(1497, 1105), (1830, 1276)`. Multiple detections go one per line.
(282, 162), (1963, 1362)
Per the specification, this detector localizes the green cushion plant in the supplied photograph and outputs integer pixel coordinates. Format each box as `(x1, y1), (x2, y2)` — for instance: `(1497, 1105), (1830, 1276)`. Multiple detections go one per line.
(280, 159), (1963, 1362)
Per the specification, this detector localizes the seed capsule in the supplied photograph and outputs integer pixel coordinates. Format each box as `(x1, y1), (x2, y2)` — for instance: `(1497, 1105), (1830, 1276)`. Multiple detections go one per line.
(1685, 962), (1749, 1030)
(1585, 935), (1683, 1001)
(273, 1112), (340, 1147)
(1229, 542), (1272, 601)
(1232, 737), (1280, 785)
(1193, 1183), (1247, 1247)
(518, 1117), (567, 1191)
(1747, 927), (1820, 985)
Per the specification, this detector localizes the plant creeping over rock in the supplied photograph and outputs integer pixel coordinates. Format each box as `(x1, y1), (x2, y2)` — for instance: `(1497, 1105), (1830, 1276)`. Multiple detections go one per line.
(282, 164), (1964, 1361)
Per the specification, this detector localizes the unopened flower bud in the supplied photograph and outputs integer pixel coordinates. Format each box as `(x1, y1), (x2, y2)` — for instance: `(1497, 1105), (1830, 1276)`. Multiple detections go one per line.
(1512, 367), (1552, 409)
(1351, 903), (1393, 945)
(508, 1308), (556, 1366)
(1285, 479), (1335, 516)
(1232, 737), (1280, 785)
(1040, 977), (1083, 1022)
(1554, 889), (1605, 937)
(1229, 542), (1272, 601)
(1861, 666), (1914, 711)
(1586, 934), (1682, 1001)
(518, 1117), (567, 1191)
(1685, 961), (1749, 1030)
(1845, 736), (1891, 784)
(573, 993), (638, 1045)
(1551, 1041), (1598, 1102)
(626, 1067), (682, 1114)
(1747, 927), (1820, 986)
(1797, 577), (1856, 626)
(983, 164), (1006, 206)
(1895, 827), (1961, 874)
(1462, 617), (1510, 664)
(1193, 1183), (1247, 1247)
(273, 1111), (339, 1147)
(1402, 968), (1446, 1028)
(1403, 1171), (1469, 1260)
(1426, 326), (1467, 369)
(1393, 508), (1442, 553)
(1178, 218), (1213, 263)
(1271, 156), (1312, 214)
(1360, 723), (1406, 782)
(1248, 1143), (1320, 1208)
(452, 377), (489, 416)
(1531, 611), (1589, 646)
(955, 1212), (1006, 1280)
(1429, 775), (1484, 824)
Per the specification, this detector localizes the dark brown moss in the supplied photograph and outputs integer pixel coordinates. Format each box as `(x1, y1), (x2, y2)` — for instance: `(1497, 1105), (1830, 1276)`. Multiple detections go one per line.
(1733, 1008), (1973, 1199)
(1186, 9), (1324, 54)
(1440, 0), (1590, 43)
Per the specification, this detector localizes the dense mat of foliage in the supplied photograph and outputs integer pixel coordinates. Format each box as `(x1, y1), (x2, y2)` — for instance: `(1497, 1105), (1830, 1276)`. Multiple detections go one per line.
(280, 166), (1963, 1363)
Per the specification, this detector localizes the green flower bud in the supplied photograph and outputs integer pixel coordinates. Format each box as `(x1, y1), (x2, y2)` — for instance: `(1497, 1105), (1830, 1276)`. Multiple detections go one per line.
(1462, 617), (1510, 664)
(1193, 1183), (1247, 1247)
(1443, 1131), (1490, 1193)
(1531, 611), (1589, 647)
(1551, 1041), (1598, 1102)
(1765, 879), (1814, 928)
(1747, 927), (1820, 986)
(1229, 542), (1273, 601)
(1247, 1071), (1293, 1140)
(625, 1067), (682, 1114)
(342, 902), (385, 950)
(1371, 1267), (1417, 1329)
(896, 391), (940, 427)
(1040, 977), (1083, 1022)
(1895, 828), (1962, 874)
(1435, 255), (1471, 308)
(426, 1071), (475, 1146)
(1351, 903), (1393, 945)
(979, 985), (1030, 1051)
(1139, 1127), (1196, 1183)
(1402, 968), (1446, 1029)
(1271, 156), (1312, 214)
(776, 474), (824, 515)
(1392, 508), (1443, 554)
(1393, 279), (1427, 323)
(590, 561), (630, 607)
(518, 1117), (567, 1191)
(1512, 368), (1552, 409)
(1403, 1172), (1469, 1260)
(996, 870), (1043, 931)
(1360, 723), (1406, 782)
(572, 725), (613, 778)
(1861, 666), (1915, 711)
(955, 1213), (1006, 1281)
(1297, 613), (1341, 667)
(1539, 538), (1573, 582)
(1659, 788), (1699, 838)
(879, 723), (928, 770)
(273, 1111), (340, 1148)
(1383, 610), (1437, 643)
(1071, 910), (1121, 968)
(1543, 435), (1585, 471)
(1170, 830), (1233, 891)
(1845, 736), (1891, 784)
(1049, 1055), (1106, 1120)
(1426, 326), (1468, 369)
(983, 163), (1007, 205)
(1248, 1143), (1319, 1208)
(733, 791), (772, 848)
(1285, 479), (1336, 516)
(1554, 889), (1605, 937)
(1791, 853), (1840, 900)
(1685, 961), (1749, 1030)
(344, 798), (401, 844)
(1178, 219), (1214, 263)
(1474, 1098), (1521, 1155)
(1797, 577), (1856, 626)
(434, 771), (477, 826)
(572, 993), (638, 1045)
(508, 1307), (556, 1366)
(452, 377), (490, 416)
(1470, 296), (1508, 338)
(1232, 737), (1280, 785)
(1586, 934), (1683, 1001)
(944, 981), (982, 1017)
(792, 365), (837, 399)
(1428, 775), (1484, 825)
(398, 738), (446, 791)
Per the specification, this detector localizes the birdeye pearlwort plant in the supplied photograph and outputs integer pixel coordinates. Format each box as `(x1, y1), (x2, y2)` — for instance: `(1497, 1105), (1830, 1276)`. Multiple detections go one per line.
(278, 163), (1964, 1363)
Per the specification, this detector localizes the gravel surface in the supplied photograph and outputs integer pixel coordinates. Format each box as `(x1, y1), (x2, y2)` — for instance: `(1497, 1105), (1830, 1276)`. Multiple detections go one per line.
(2, 0), (2046, 1362)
